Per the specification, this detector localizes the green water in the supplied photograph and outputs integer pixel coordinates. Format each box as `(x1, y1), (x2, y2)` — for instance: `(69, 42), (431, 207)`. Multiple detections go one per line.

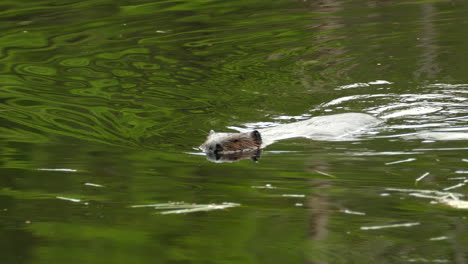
(1, 0), (468, 263)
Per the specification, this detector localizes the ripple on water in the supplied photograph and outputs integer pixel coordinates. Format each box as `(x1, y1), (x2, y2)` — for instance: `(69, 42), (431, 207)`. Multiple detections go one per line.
(0, 31), (49, 59)
(132, 62), (160, 70)
(59, 57), (91, 67)
(14, 64), (57, 76)
(63, 67), (110, 78)
(111, 69), (142, 78)
(314, 82), (468, 142)
(95, 48), (150, 60)
(63, 80), (91, 89)
(20, 75), (58, 86)
(94, 59), (129, 69)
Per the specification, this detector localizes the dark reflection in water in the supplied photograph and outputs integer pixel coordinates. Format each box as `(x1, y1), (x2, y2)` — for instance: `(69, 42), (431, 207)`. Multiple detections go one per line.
(1, 0), (468, 264)
(205, 149), (263, 163)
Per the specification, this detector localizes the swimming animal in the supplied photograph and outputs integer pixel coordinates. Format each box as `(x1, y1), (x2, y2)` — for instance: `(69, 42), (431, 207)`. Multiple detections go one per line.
(200, 112), (382, 162)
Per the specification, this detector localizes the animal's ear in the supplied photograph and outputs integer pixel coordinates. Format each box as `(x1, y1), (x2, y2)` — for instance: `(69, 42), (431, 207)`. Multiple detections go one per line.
(251, 130), (262, 145)
(209, 130), (215, 135)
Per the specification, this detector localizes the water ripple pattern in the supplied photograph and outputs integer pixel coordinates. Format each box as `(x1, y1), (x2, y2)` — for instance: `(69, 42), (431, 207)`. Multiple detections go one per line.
(314, 82), (468, 141)
(0, 0), (323, 148)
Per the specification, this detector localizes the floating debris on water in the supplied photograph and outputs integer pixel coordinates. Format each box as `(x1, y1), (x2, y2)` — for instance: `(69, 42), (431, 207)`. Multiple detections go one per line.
(84, 183), (104, 188)
(131, 203), (173, 208)
(131, 202), (240, 214)
(443, 182), (465, 191)
(414, 147), (468, 151)
(282, 194), (305, 198)
(429, 236), (448, 241)
(406, 257), (449, 263)
(439, 197), (468, 209)
(369, 80), (393, 85)
(385, 158), (417, 165)
(252, 184), (276, 189)
(315, 170), (336, 178)
(386, 187), (468, 209)
(38, 168), (78, 172)
(341, 209), (366, 216)
(361, 222), (420, 230)
(385, 188), (464, 198)
(415, 172), (430, 184)
(56, 196), (81, 203)
(448, 177), (467, 180)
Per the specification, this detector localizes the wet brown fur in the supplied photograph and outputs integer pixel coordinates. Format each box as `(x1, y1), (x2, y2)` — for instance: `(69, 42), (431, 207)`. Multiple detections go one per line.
(219, 132), (261, 152)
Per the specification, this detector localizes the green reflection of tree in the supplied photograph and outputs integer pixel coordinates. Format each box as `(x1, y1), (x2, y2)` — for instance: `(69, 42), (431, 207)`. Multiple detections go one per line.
(0, 0), (467, 263)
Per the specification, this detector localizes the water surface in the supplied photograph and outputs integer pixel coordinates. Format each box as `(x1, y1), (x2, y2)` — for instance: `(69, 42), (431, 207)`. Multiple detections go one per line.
(1, 0), (468, 263)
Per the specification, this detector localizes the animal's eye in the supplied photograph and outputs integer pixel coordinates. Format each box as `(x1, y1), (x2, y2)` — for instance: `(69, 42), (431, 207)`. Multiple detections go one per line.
(232, 139), (239, 143)
(215, 144), (223, 154)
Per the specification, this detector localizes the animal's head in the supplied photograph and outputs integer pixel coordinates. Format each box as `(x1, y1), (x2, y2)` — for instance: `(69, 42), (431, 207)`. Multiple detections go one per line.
(199, 130), (262, 160)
